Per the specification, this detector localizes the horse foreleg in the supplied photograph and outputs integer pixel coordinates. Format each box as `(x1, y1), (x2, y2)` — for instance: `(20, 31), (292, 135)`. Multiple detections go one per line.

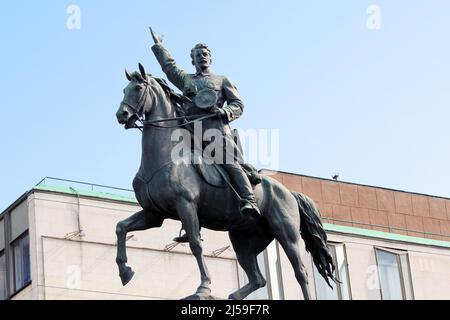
(176, 200), (211, 296)
(115, 209), (163, 285)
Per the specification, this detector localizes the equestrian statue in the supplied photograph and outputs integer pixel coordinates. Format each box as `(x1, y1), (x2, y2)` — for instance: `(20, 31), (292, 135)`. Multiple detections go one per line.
(114, 27), (337, 300)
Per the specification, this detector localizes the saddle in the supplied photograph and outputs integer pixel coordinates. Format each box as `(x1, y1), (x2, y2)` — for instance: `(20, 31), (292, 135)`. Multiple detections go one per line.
(191, 130), (262, 189)
(192, 155), (262, 189)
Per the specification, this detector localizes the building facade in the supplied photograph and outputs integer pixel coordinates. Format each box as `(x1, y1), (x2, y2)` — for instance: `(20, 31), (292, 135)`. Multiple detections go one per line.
(1, 172), (449, 300)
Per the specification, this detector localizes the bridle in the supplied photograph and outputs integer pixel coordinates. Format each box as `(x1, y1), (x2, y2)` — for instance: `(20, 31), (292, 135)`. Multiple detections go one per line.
(121, 79), (217, 131)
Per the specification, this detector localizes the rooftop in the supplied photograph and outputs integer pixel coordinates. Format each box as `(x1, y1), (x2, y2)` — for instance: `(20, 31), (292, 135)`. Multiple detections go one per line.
(261, 169), (450, 201)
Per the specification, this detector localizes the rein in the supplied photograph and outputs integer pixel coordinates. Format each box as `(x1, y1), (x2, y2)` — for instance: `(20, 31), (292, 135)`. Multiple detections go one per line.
(122, 78), (218, 130)
(142, 113), (217, 129)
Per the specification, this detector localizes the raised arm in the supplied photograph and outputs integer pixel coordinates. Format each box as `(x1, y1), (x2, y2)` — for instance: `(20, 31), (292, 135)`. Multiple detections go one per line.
(149, 27), (187, 91)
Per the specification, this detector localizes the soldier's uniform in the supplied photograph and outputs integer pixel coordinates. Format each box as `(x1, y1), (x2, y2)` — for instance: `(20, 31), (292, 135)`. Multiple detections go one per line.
(151, 43), (259, 216)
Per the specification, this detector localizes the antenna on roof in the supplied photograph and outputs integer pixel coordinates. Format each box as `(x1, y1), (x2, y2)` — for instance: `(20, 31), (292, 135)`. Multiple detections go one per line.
(332, 173), (339, 181)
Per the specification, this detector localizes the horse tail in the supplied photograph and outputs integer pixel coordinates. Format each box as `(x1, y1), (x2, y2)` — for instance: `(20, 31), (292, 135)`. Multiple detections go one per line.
(291, 191), (338, 288)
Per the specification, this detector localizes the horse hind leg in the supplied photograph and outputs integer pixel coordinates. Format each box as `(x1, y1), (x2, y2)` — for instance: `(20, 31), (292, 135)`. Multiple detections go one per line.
(275, 227), (311, 300)
(228, 228), (273, 300)
(115, 209), (163, 285)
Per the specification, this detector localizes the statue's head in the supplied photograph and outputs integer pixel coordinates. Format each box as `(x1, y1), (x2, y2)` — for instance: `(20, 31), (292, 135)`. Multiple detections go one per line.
(190, 43), (212, 71)
(116, 63), (158, 129)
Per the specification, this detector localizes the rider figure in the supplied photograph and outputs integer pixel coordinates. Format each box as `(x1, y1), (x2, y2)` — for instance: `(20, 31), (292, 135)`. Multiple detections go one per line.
(150, 29), (261, 229)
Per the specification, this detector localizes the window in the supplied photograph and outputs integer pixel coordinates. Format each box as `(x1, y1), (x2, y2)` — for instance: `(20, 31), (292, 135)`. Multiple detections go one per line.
(11, 233), (31, 292)
(0, 252), (6, 300)
(375, 247), (414, 300)
(265, 241), (284, 300)
(1, 204), (32, 298)
(313, 243), (351, 300)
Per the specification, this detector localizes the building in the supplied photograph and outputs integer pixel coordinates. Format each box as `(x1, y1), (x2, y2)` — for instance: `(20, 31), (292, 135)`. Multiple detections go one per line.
(1, 172), (449, 300)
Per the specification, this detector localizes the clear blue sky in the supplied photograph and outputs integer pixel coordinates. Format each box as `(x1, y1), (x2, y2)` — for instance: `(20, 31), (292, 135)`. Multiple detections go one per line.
(1, 1), (449, 211)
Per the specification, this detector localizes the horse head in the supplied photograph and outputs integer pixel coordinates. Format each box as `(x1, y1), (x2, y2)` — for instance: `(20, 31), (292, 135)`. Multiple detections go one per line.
(116, 63), (166, 129)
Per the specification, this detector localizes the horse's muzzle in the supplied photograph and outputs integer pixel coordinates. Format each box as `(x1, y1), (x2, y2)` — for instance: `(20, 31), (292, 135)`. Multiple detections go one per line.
(124, 115), (139, 130)
(116, 102), (133, 124)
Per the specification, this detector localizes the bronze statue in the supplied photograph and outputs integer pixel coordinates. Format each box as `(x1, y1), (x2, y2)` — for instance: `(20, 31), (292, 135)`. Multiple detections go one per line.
(114, 28), (336, 300)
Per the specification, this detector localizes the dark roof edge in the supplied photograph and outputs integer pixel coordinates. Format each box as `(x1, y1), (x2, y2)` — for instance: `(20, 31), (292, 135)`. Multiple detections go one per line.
(261, 169), (450, 201)
(0, 189), (33, 219)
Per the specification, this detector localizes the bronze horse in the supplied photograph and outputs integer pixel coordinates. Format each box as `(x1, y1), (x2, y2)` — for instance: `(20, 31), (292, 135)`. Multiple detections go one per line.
(115, 64), (336, 299)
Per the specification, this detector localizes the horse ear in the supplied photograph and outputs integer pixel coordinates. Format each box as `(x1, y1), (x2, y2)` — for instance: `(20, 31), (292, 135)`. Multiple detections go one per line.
(125, 69), (132, 81)
(138, 63), (147, 80)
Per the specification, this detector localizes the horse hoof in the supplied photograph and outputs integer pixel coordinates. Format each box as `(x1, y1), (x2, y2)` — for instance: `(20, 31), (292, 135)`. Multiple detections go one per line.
(196, 285), (211, 295)
(228, 293), (240, 300)
(182, 293), (221, 300)
(119, 266), (135, 286)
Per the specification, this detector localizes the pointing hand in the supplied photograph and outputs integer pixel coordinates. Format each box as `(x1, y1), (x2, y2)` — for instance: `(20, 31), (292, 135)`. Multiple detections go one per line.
(149, 27), (163, 44)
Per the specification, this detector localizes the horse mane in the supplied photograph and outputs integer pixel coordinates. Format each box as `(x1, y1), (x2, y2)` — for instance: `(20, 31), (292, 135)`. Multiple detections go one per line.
(129, 71), (186, 118)
(152, 77), (187, 117)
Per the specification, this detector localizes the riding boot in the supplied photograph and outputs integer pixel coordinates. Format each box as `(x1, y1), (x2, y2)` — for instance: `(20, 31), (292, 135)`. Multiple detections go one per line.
(223, 164), (261, 218)
(241, 163), (263, 185)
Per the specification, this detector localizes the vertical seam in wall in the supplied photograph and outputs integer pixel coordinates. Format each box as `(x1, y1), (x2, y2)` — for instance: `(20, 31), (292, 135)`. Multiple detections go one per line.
(41, 236), (46, 300)
(319, 179), (324, 204)
(5, 210), (11, 298)
(374, 249), (383, 300)
(31, 195), (47, 300)
(393, 191), (397, 216)
(275, 241), (285, 300)
(310, 252), (318, 300)
(30, 195), (39, 299)
(425, 197), (430, 220)
(356, 185), (360, 208)
(318, 180), (328, 220)
(234, 259), (241, 289)
(374, 188), (386, 231)
(374, 188), (380, 211)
